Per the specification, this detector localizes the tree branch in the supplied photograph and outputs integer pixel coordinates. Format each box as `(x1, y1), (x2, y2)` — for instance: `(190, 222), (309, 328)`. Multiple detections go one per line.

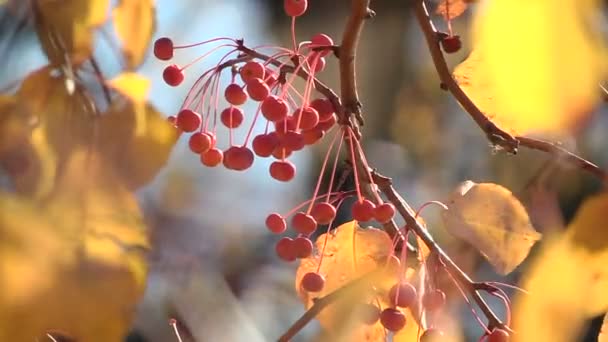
(277, 269), (383, 342)
(414, 0), (607, 181)
(371, 172), (507, 331)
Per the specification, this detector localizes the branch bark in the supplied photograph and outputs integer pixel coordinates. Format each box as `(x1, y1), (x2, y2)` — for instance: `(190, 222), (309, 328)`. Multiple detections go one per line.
(414, 0), (607, 182)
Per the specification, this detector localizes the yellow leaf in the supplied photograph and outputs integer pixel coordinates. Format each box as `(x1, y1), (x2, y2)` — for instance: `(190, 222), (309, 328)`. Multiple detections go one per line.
(513, 193), (608, 341)
(0, 149), (147, 341)
(512, 237), (589, 342)
(454, 0), (606, 135)
(99, 100), (179, 189)
(295, 221), (420, 341)
(441, 181), (541, 274)
(108, 72), (151, 104)
(563, 193), (608, 315)
(35, 0), (110, 65)
(113, 0), (156, 69)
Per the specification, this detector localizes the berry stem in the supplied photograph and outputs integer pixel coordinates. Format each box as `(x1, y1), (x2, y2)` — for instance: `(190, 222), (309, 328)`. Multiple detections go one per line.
(443, 264), (491, 334)
(173, 37), (236, 49)
(290, 16), (298, 53)
(316, 197), (348, 273)
(169, 319), (184, 342)
(242, 104), (263, 145)
(324, 127), (344, 202)
(180, 45), (237, 71)
(415, 200), (448, 218)
(306, 129), (343, 214)
(346, 127), (363, 202)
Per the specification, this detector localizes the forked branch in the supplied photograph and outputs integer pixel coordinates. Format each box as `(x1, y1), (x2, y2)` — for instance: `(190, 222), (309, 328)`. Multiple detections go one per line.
(414, 0), (607, 181)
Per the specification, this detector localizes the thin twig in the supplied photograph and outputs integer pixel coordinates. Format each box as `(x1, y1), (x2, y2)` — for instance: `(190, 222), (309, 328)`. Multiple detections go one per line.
(372, 172), (508, 331)
(277, 269), (383, 342)
(516, 136), (606, 181)
(413, 0), (518, 153)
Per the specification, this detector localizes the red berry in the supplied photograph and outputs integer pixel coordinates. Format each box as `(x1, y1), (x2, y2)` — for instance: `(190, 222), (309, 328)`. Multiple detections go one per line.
(422, 289), (446, 311)
(270, 160), (296, 182)
(282, 131), (305, 151)
(351, 199), (376, 222)
(200, 148), (223, 167)
(223, 146), (254, 171)
(245, 77), (270, 102)
(307, 55), (326, 73)
(441, 35), (462, 54)
(380, 308), (406, 332)
(388, 282), (417, 308)
(420, 328), (445, 342)
(293, 236), (313, 258)
(310, 202), (336, 225)
(220, 107), (244, 128)
(252, 133), (279, 157)
(487, 328), (509, 342)
(310, 33), (333, 57)
(163, 64), (184, 87)
(301, 272), (325, 292)
(302, 128), (324, 145)
(261, 95), (289, 122)
(188, 132), (213, 153)
(240, 61), (265, 83)
(374, 203), (395, 223)
(224, 83), (248, 106)
(176, 109), (201, 132)
(357, 304), (381, 325)
(276, 237), (296, 262)
(266, 213), (287, 234)
(154, 37), (173, 60)
(284, 0), (308, 17)
(272, 146), (293, 160)
(274, 117), (297, 136)
(293, 106), (319, 130)
(316, 114), (337, 131)
(310, 98), (335, 122)
(292, 212), (317, 234)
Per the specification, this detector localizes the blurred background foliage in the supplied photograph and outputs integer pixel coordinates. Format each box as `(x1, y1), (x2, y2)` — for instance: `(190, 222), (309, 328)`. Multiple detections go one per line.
(0, 0), (607, 341)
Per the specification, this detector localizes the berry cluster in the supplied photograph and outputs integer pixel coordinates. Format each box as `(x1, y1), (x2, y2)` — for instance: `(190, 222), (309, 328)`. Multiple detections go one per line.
(156, 32), (337, 178)
(158, 0), (509, 339)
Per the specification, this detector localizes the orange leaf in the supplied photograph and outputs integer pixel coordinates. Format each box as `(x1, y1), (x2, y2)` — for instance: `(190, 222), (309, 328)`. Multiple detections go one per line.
(113, 0), (156, 69)
(34, 0), (110, 65)
(435, 0), (471, 20)
(108, 72), (151, 104)
(99, 100), (179, 189)
(295, 221), (420, 340)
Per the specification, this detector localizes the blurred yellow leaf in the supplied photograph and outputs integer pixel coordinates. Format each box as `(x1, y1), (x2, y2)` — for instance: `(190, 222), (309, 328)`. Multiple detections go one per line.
(113, 0), (156, 69)
(512, 238), (586, 342)
(454, 0), (606, 135)
(513, 193), (608, 341)
(108, 72), (151, 104)
(8, 68), (96, 197)
(0, 149), (148, 342)
(35, 0), (110, 65)
(99, 100), (179, 189)
(441, 181), (541, 275)
(295, 221), (420, 341)
(563, 193), (608, 315)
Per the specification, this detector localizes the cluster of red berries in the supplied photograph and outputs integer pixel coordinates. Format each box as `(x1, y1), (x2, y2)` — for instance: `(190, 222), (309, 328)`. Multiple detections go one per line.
(155, 31), (337, 180)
